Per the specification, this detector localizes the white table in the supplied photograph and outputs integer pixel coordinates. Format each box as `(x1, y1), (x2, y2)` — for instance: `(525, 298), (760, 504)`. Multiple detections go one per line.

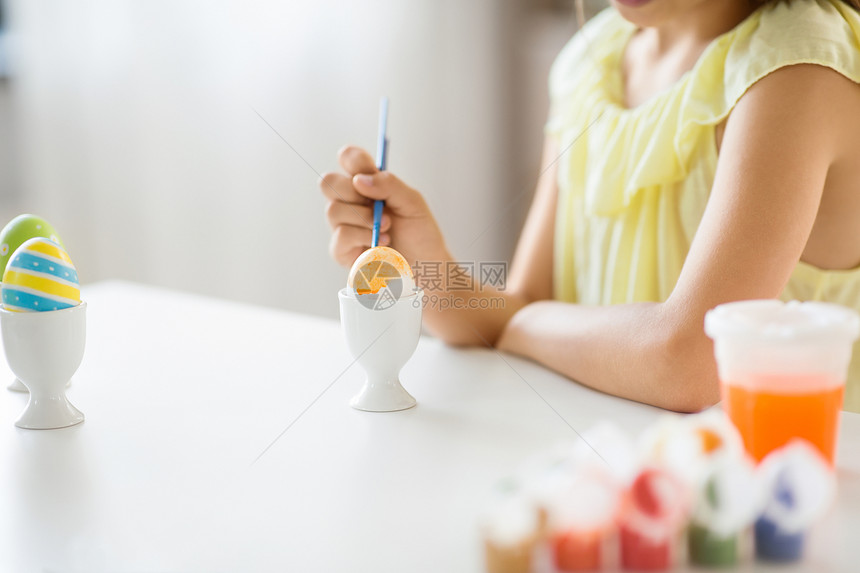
(0, 281), (856, 572)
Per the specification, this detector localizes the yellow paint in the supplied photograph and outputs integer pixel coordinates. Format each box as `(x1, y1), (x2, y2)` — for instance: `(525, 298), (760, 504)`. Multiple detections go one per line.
(24, 239), (73, 264)
(2, 270), (81, 302)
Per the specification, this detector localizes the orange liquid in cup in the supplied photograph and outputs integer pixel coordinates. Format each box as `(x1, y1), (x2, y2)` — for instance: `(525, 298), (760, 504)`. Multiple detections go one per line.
(722, 374), (843, 466)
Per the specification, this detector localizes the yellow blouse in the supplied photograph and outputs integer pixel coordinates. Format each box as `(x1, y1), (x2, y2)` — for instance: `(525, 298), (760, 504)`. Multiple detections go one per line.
(547, 0), (860, 411)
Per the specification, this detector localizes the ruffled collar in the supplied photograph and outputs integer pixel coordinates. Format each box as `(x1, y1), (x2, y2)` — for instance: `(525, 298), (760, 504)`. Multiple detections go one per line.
(560, 8), (764, 216)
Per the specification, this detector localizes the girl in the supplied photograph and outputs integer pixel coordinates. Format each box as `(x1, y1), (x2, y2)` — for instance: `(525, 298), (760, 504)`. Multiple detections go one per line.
(320, 0), (860, 413)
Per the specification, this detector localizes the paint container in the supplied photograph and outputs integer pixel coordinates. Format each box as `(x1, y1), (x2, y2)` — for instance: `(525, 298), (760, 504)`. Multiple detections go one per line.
(618, 467), (689, 571)
(687, 456), (760, 567)
(754, 441), (835, 563)
(482, 480), (542, 573)
(546, 465), (622, 572)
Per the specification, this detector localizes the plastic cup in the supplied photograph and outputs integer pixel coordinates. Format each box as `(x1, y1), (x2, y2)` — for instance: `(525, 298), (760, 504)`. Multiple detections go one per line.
(753, 441), (835, 563)
(481, 485), (541, 573)
(705, 300), (860, 466)
(618, 467), (688, 571)
(544, 465), (622, 572)
(686, 456), (760, 567)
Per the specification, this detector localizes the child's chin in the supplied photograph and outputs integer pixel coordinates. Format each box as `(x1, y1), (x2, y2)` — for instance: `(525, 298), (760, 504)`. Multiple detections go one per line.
(610, 0), (676, 28)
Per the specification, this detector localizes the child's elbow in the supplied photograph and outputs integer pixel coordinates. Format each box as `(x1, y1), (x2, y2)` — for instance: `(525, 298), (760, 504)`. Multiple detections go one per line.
(654, 327), (722, 413)
(428, 325), (495, 348)
(665, 389), (720, 414)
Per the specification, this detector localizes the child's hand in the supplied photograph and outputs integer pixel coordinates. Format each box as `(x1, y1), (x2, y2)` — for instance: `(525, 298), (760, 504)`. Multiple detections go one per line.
(320, 145), (451, 269)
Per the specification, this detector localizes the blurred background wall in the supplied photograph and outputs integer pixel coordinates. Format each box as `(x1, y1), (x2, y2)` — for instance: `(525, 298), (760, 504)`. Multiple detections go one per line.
(0, 0), (605, 319)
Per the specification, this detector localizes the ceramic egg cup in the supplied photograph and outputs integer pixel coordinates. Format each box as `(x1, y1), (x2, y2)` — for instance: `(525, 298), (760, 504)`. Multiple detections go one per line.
(8, 377), (27, 392)
(0, 282), (26, 392)
(0, 302), (86, 429)
(8, 376), (70, 392)
(338, 288), (422, 412)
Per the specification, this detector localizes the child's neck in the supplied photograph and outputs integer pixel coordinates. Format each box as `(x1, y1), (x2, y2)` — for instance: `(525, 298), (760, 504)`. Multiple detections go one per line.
(647, 1), (756, 56)
(622, 1), (756, 108)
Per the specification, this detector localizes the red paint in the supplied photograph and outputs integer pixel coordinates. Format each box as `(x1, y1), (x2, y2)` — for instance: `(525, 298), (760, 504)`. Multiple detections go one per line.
(619, 525), (670, 570)
(618, 469), (686, 571)
(552, 529), (602, 571)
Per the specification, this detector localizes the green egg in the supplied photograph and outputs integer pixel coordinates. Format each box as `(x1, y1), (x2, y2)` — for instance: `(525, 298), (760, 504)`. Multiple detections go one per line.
(0, 214), (65, 277)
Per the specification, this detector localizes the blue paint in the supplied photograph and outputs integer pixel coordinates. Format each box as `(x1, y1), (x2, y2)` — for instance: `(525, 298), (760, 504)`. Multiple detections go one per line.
(8, 252), (79, 283)
(2, 288), (76, 312)
(756, 470), (804, 561)
(755, 517), (804, 561)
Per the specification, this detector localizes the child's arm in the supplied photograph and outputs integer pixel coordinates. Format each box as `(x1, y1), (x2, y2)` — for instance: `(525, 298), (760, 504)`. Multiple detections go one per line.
(498, 64), (852, 412)
(321, 138), (561, 346)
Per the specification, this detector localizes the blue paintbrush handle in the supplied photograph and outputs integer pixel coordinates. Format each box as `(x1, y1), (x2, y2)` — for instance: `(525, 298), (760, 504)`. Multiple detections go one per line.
(371, 98), (389, 248)
(371, 199), (384, 248)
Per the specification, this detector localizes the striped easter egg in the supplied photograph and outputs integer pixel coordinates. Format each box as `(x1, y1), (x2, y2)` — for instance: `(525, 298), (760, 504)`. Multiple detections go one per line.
(1, 238), (80, 312)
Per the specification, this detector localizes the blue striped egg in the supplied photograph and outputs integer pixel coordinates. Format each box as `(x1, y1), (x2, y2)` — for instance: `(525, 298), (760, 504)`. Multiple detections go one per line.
(1, 238), (80, 312)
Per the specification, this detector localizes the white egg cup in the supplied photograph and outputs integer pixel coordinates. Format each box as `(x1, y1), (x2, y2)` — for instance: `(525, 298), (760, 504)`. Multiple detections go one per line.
(338, 288), (422, 412)
(0, 302), (86, 429)
(8, 377), (27, 392)
(8, 376), (70, 392)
